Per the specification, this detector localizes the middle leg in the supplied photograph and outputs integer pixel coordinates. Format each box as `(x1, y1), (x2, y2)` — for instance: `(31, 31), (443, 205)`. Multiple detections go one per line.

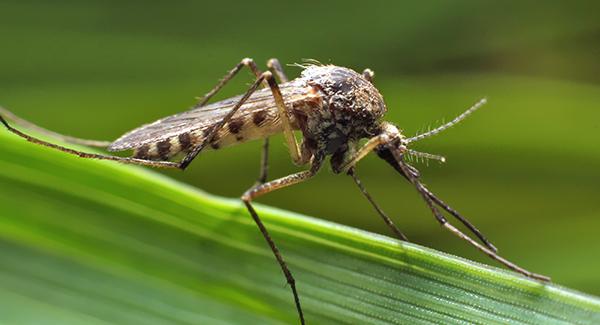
(255, 58), (291, 185)
(241, 161), (321, 325)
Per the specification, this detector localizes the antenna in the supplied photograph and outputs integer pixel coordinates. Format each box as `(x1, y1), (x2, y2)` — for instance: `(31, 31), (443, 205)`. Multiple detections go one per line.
(407, 98), (487, 143)
(407, 149), (446, 163)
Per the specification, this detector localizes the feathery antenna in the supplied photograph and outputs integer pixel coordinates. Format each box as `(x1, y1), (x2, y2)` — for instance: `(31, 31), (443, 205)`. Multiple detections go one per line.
(407, 98), (487, 144)
(407, 149), (446, 163)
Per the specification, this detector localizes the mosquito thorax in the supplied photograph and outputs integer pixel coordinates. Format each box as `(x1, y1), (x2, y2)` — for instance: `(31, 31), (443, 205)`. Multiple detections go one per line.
(296, 65), (387, 157)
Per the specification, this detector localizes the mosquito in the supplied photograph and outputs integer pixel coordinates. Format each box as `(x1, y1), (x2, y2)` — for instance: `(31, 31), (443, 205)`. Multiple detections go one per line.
(0, 58), (550, 324)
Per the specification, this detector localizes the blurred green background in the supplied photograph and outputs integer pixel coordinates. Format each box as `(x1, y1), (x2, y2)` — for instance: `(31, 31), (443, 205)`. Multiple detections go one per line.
(1, 0), (599, 296)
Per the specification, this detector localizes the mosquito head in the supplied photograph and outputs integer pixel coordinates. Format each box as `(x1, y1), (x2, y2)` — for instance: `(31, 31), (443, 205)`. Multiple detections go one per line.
(371, 123), (421, 179)
(373, 134), (417, 180)
(374, 121), (447, 166)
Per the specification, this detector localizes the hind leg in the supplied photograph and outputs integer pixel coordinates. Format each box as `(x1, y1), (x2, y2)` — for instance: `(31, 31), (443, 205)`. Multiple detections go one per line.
(1, 71), (271, 171)
(0, 115), (181, 168)
(0, 106), (111, 147)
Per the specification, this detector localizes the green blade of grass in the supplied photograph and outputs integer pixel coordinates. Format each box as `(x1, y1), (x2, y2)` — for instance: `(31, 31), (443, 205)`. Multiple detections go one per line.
(0, 129), (599, 325)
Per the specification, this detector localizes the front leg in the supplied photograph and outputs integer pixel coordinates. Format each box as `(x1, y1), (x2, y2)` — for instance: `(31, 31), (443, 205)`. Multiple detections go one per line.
(389, 149), (550, 281)
(338, 134), (388, 173)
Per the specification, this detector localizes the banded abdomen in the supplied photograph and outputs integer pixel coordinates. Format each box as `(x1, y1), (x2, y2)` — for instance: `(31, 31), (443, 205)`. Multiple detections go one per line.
(107, 80), (319, 161)
(129, 108), (285, 160)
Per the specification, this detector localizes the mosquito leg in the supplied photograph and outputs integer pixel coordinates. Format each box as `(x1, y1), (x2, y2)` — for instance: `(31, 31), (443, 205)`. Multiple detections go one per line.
(193, 57), (273, 181)
(420, 184), (498, 253)
(242, 159), (321, 325)
(348, 168), (409, 241)
(255, 137), (269, 185)
(338, 134), (387, 173)
(376, 146), (497, 251)
(253, 58), (290, 185)
(264, 73), (302, 165)
(0, 115), (182, 169)
(2, 72), (271, 171)
(391, 151), (550, 281)
(0, 106), (111, 148)
(179, 72), (271, 169)
(0, 57), (263, 149)
(267, 58), (289, 83)
(195, 58), (263, 107)
(362, 68), (375, 82)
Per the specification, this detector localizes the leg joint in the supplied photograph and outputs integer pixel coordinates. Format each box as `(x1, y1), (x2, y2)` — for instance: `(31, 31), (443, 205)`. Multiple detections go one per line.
(241, 192), (252, 202)
(241, 58), (261, 78)
(266, 58), (277, 69)
(241, 57), (254, 66)
(262, 70), (274, 80)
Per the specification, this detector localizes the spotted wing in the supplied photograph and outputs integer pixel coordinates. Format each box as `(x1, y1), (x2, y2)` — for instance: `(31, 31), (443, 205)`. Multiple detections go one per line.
(108, 84), (307, 152)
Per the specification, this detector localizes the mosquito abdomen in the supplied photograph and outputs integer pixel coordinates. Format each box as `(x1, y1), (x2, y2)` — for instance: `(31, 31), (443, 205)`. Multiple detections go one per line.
(211, 110), (285, 149)
(132, 109), (285, 160)
(134, 133), (192, 160)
